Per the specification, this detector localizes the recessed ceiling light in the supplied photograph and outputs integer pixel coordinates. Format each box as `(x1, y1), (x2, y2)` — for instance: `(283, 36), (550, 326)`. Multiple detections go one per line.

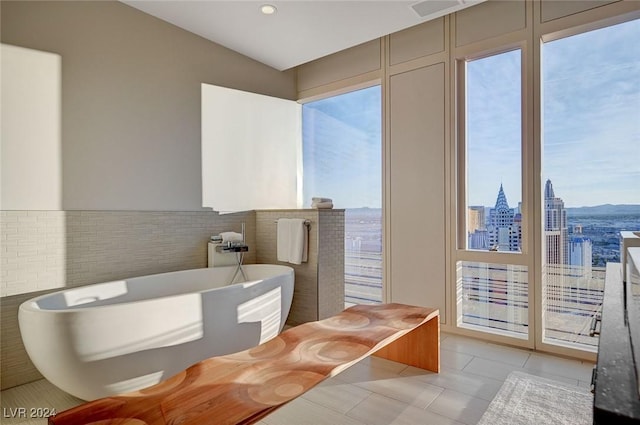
(261, 4), (277, 15)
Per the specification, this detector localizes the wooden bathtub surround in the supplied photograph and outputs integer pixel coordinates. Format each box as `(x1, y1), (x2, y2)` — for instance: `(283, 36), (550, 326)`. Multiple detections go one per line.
(49, 303), (439, 425)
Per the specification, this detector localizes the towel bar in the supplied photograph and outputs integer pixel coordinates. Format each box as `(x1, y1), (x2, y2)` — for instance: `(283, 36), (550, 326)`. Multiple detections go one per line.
(274, 219), (311, 227)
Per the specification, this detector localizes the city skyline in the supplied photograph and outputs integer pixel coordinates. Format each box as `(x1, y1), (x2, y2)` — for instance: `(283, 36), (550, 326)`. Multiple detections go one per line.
(466, 178), (638, 267)
(469, 180), (640, 211)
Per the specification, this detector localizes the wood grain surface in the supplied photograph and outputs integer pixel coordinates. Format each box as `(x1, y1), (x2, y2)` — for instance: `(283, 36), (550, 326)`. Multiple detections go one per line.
(49, 303), (439, 425)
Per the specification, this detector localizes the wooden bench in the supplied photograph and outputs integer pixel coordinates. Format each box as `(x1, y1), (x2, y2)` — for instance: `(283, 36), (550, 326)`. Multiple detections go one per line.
(49, 303), (439, 425)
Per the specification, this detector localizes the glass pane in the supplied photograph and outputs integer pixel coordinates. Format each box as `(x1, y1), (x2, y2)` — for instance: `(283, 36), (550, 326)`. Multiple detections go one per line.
(302, 86), (382, 306)
(457, 261), (529, 337)
(542, 19), (640, 349)
(345, 208), (382, 304)
(466, 50), (522, 252)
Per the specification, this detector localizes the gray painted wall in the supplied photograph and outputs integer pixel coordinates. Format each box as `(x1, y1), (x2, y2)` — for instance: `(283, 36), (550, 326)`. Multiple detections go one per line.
(0, 1), (296, 211)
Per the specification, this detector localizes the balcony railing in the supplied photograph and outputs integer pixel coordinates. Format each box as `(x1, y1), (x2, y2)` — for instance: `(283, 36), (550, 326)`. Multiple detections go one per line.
(345, 248), (605, 350)
(345, 249), (382, 306)
(543, 263), (605, 348)
(458, 261), (604, 348)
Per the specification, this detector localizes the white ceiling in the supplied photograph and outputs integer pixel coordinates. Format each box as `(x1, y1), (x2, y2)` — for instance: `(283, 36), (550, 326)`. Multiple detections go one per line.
(122, 0), (483, 71)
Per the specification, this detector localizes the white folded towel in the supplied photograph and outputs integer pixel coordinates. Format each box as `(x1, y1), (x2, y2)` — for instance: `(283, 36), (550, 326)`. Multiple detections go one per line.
(219, 231), (243, 243)
(312, 201), (333, 209)
(312, 197), (332, 203)
(277, 218), (308, 265)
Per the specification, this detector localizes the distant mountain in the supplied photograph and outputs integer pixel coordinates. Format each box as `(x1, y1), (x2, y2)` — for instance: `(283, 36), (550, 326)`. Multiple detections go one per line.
(346, 207), (382, 212)
(566, 204), (640, 216)
(345, 207), (382, 218)
(345, 205), (640, 216)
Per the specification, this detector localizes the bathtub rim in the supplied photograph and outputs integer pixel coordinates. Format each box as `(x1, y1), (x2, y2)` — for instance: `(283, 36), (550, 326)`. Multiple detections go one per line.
(19, 264), (295, 314)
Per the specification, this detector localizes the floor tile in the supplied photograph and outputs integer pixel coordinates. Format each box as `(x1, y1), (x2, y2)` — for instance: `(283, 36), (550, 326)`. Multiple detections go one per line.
(333, 357), (407, 385)
(441, 334), (531, 367)
(524, 352), (595, 382)
(301, 381), (371, 414)
(402, 366), (504, 402)
(440, 348), (474, 370)
(352, 374), (444, 408)
(358, 355), (411, 374)
(263, 397), (366, 425)
(0, 379), (81, 425)
(427, 389), (491, 425)
(346, 393), (462, 425)
(462, 356), (523, 381)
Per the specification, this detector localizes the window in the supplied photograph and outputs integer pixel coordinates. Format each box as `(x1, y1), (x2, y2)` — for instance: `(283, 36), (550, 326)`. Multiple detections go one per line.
(541, 19), (640, 350)
(302, 85), (382, 305)
(457, 261), (529, 337)
(465, 49), (523, 253)
(457, 49), (528, 338)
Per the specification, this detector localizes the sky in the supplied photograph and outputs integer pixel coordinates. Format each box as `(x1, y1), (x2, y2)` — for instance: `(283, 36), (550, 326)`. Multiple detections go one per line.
(302, 85), (382, 208)
(541, 19), (640, 207)
(468, 18), (639, 208)
(467, 49), (522, 208)
(302, 19), (639, 209)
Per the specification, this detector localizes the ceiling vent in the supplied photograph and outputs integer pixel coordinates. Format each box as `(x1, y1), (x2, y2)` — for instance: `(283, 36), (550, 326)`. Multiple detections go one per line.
(410, 0), (467, 18)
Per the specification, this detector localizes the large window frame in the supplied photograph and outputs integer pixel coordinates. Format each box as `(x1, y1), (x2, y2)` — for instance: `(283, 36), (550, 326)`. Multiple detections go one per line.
(292, 1), (638, 362)
(454, 40), (535, 349)
(452, 4), (639, 360)
(299, 82), (384, 307)
(533, 13), (640, 359)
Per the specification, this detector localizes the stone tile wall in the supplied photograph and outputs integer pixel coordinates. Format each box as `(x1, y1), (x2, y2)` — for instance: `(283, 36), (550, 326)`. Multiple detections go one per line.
(1, 208), (344, 390)
(317, 210), (345, 319)
(1, 211), (257, 297)
(255, 210), (320, 325)
(255, 209), (345, 325)
(0, 210), (255, 390)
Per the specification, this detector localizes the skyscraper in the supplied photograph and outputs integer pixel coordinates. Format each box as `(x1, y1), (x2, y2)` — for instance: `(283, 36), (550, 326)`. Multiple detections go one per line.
(487, 184), (521, 252)
(468, 206), (486, 233)
(468, 206), (487, 250)
(569, 236), (593, 277)
(544, 179), (568, 265)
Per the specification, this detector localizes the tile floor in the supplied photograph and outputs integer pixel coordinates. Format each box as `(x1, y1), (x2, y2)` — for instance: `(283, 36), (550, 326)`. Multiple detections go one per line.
(0, 333), (595, 425)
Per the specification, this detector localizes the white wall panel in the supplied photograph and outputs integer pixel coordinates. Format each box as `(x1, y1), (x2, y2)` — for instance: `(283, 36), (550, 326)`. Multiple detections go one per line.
(202, 84), (301, 212)
(389, 18), (446, 66)
(1, 44), (61, 210)
(297, 40), (381, 92)
(541, 0), (619, 23)
(455, 0), (527, 47)
(389, 63), (446, 317)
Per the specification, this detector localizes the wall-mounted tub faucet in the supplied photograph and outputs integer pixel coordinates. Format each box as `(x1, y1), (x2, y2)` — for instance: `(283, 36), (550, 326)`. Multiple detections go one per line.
(209, 223), (249, 284)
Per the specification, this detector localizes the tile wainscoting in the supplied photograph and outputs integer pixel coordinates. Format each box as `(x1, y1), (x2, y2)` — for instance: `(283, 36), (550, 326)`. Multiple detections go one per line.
(0, 210), (255, 390)
(255, 209), (345, 326)
(0, 209), (345, 390)
(1, 211), (257, 297)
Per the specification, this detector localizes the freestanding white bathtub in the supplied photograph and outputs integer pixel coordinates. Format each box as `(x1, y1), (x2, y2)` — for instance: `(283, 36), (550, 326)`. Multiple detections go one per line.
(18, 264), (294, 401)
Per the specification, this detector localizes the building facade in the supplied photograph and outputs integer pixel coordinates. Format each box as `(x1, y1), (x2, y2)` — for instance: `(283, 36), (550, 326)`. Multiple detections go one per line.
(544, 179), (569, 265)
(487, 184), (521, 252)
